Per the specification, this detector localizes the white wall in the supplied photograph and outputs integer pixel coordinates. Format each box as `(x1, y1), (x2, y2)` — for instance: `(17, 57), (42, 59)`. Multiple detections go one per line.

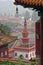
(29, 50), (36, 60)
(14, 49), (36, 60)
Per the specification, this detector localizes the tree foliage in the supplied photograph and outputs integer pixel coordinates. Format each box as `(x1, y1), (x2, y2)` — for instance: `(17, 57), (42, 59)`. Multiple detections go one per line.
(0, 24), (11, 35)
(0, 58), (39, 65)
(19, 55), (24, 60)
(0, 60), (16, 65)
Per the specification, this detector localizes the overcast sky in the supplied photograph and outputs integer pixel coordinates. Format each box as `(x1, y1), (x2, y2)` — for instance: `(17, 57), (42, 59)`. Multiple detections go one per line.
(0, 0), (34, 16)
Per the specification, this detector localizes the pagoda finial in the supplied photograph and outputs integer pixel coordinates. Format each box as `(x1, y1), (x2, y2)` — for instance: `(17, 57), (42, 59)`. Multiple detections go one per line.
(24, 19), (26, 24)
(15, 5), (19, 17)
(16, 6), (18, 14)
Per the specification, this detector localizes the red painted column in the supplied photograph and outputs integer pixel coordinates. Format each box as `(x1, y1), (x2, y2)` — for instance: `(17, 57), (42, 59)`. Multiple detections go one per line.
(35, 20), (40, 57)
(39, 12), (43, 65)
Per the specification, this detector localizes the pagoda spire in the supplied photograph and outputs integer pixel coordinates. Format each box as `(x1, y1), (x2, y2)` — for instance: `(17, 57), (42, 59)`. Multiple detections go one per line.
(15, 6), (19, 17)
(23, 19), (28, 32)
(16, 6), (18, 14)
(24, 19), (26, 24)
(22, 19), (29, 47)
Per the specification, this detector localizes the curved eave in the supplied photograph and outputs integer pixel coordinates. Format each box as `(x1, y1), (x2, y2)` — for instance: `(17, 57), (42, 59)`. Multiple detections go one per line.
(14, 1), (43, 11)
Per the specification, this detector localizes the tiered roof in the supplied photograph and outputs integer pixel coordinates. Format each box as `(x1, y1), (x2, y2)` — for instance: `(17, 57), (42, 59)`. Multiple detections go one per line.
(8, 45), (35, 52)
(14, 45), (35, 52)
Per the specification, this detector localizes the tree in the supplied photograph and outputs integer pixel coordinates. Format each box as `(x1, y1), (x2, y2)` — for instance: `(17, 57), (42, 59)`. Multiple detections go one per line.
(19, 55), (24, 60)
(18, 58), (25, 65)
(0, 60), (16, 65)
(0, 24), (11, 35)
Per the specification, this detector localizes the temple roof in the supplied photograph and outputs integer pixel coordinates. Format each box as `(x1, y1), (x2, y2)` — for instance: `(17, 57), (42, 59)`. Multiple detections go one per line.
(14, 45), (35, 52)
(0, 34), (18, 46)
(14, 0), (43, 11)
(8, 45), (35, 52)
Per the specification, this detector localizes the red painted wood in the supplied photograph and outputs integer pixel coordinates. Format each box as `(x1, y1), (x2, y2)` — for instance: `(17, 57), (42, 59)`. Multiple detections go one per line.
(40, 17), (43, 65)
(35, 20), (40, 57)
(0, 45), (8, 58)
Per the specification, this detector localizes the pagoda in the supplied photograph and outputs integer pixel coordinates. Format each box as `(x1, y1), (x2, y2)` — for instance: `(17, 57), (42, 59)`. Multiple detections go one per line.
(22, 19), (29, 47)
(13, 19), (36, 60)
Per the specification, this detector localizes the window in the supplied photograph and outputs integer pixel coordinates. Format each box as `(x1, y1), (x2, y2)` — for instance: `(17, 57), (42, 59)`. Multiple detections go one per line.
(1, 52), (3, 57)
(15, 53), (17, 56)
(5, 51), (7, 55)
(26, 54), (28, 58)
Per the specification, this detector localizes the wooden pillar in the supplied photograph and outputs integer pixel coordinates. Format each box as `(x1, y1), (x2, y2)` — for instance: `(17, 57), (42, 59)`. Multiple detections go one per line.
(35, 20), (40, 57)
(39, 11), (43, 65)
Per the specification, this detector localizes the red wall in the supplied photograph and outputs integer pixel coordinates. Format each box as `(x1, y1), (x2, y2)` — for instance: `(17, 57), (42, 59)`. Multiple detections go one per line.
(22, 32), (28, 37)
(22, 38), (29, 44)
(35, 20), (40, 57)
(0, 45), (8, 58)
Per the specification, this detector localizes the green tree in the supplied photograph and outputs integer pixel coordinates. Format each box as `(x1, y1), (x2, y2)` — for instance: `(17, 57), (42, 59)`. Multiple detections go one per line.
(0, 60), (16, 65)
(0, 24), (11, 35)
(18, 59), (25, 65)
(19, 55), (24, 60)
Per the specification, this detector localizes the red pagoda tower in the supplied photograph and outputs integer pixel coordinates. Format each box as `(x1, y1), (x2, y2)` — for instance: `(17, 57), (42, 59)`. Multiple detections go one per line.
(22, 19), (29, 47)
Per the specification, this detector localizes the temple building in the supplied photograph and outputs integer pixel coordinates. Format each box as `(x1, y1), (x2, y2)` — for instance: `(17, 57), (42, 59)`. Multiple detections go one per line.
(8, 19), (36, 60)
(12, 19), (36, 60)
(0, 34), (17, 58)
